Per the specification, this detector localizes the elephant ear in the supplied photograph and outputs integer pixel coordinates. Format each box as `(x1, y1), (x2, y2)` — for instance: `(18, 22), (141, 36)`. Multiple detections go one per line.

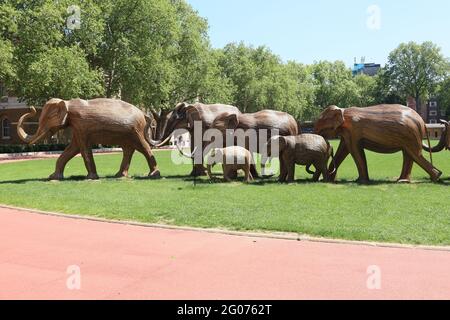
(185, 104), (201, 129)
(329, 106), (344, 130)
(43, 99), (69, 128)
(224, 114), (239, 130)
(277, 136), (287, 152)
(174, 102), (189, 120)
(56, 100), (69, 126)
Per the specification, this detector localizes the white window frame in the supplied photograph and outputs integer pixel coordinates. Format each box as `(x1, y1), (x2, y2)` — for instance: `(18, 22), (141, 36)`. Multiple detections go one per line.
(429, 119), (437, 124)
(429, 111), (438, 116)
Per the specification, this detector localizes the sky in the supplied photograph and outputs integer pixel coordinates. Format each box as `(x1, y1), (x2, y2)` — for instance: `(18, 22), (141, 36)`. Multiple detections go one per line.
(187, 0), (450, 67)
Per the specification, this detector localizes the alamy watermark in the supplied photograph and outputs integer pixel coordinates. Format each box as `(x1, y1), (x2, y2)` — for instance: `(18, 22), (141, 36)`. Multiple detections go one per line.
(366, 5), (381, 31)
(66, 265), (81, 290)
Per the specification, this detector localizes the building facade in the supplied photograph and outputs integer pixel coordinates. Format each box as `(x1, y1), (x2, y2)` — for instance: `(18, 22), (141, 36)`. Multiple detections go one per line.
(406, 97), (448, 139)
(0, 83), (41, 145)
(352, 62), (381, 77)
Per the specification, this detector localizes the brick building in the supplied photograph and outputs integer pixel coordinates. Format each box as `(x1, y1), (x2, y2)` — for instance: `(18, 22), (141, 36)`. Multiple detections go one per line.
(406, 97), (448, 139)
(0, 83), (41, 145)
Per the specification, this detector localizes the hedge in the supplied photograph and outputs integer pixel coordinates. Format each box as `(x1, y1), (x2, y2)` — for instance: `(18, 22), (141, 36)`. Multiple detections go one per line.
(0, 144), (115, 154)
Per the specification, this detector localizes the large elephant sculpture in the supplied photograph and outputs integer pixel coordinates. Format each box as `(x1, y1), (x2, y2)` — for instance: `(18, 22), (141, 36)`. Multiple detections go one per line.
(423, 120), (450, 153)
(17, 98), (161, 180)
(149, 102), (241, 176)
(314, 104), (442, 184)
(210, 110), (300, 177)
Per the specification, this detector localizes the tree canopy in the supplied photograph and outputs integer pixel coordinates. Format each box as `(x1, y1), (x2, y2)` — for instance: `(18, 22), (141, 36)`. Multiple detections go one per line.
(0, 1), (448, 120)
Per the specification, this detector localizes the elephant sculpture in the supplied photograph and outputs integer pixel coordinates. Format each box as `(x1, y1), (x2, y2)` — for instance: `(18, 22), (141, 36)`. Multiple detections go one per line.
(267, 134), (335, 183)
(149, 102), (241, 176)
(423, 120), (450, 153)
(206, 146), (256, 183)
(210, 110), (300, 177)
(314, 104), (442, 184)
(17, 98), (161, 180)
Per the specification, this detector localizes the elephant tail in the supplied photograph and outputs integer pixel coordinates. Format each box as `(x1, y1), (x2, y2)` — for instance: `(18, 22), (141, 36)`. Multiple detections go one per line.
(306, 164), (316, 175)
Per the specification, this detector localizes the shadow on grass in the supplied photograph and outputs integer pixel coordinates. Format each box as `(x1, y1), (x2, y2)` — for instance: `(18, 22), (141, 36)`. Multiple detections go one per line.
(1, 174), (448, 186)
(0, 175), (90, 184)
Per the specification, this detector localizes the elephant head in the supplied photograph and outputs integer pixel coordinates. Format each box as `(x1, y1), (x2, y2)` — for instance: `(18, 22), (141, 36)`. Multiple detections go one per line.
(17, 98), (69, 145)
(149, 102), (201, 147)
(314, 105), (345, 139)
(266, 136), (287, 158)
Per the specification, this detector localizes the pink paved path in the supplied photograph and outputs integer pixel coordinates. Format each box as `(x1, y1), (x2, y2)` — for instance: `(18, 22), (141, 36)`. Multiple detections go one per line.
(0, 207), (449, 300)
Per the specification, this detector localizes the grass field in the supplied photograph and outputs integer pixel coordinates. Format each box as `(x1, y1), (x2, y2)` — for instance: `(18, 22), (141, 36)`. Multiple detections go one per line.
(0, 141), (449, 245)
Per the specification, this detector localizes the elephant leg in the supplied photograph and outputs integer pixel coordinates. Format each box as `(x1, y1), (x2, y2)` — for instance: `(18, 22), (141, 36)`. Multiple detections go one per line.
(286, 163), (295, 183)
(320, 160), (331, 182)
(228, 170), (238, 180)
(349, 141), (370, 184)
(49, 141), (80, 180)
(330, 139), (349, 182)
(115, 147), (135, 178)
(222, 165), (233, 182)
(278, 159), (288, 182)
(398, 151), (413, 183)
(244, 163), (253, 183)
(190, 140), (207, 177)
(250, 164), (259, 179)
(405, 148), (442, 182)
(312, 163), (321, 182)
(80, 146), (99, 180)
(137, 137), (160, 179)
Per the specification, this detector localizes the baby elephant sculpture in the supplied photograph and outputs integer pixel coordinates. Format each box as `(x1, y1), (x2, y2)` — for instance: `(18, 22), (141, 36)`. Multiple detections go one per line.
(267, 134), (335, 183)
(17, 98), (160, 180)
(206, 146), (256, 183)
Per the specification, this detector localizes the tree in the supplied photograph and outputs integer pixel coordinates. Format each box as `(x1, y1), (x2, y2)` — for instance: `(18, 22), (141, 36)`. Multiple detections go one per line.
(18, 47), (104, 106)
(312, 61), (360, 110)
(385, 41), (449, 106)
(96, 0), (220, 110)
(0, 39), (15, 84)
(352, 74), (377, 107)
(436, 77), (450, 116)
(0, 0), (105, 104)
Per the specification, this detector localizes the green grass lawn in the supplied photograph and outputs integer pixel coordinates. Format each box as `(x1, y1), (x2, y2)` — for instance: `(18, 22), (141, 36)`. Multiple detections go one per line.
(0, 142), (449, 245)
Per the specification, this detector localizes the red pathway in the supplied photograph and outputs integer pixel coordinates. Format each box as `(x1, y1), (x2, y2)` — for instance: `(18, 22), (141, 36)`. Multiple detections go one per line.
(0, 207), (449, 300)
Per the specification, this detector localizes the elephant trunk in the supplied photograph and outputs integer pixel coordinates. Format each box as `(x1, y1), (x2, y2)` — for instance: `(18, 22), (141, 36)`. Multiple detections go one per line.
(17, 107), (47, 145)
(148, 116), (175, 147)
(423, 123), (448, 153)
(176, 142), (198, 159)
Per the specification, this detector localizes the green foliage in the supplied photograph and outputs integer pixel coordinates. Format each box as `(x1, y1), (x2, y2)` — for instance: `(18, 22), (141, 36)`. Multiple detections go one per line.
(1, 2), (448, 122)
(385, 41), (449, 102)
(0, 38), (14, 83)
(311, 61), (360, 109)
(436, 76), (450, 115)
(18, 46), (105, 106)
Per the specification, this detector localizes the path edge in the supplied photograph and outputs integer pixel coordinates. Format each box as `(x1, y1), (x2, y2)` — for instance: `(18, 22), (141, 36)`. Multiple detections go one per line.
(1, 203), (449, 253)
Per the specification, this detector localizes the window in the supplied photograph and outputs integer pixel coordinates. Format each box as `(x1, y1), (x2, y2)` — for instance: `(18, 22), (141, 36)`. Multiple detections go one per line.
(429, 101), (437, 108)
(1, 118), (11, 139)
(429, 111), (438, 116)
(429, 119), (437, 124)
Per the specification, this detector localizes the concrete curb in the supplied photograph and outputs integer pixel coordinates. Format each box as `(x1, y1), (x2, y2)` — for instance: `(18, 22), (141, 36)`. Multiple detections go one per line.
(0, 148), (123, 160)
(0, 147), (177, 163)
(1, 204), (449, 253)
